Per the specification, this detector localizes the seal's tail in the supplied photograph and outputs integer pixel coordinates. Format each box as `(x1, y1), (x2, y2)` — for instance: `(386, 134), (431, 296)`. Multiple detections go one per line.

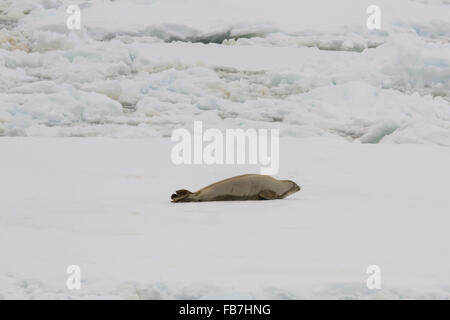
(171, 189), (194, 202)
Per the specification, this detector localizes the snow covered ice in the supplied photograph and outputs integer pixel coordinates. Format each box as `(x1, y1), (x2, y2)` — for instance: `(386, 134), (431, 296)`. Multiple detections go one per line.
(1, 138), (450, 299)
(1, 0), (450, 141)
(0, 0), (449, 299)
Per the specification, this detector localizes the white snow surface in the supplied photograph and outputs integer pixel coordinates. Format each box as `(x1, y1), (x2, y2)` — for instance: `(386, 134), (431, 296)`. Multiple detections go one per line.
(0, 0), (449, 144)
(0, 138), (449, 299)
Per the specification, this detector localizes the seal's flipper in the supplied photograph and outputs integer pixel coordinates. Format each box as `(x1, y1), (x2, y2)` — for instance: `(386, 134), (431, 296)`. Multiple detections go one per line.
(176, 189), (191, 196)
(171, 189), (193, 202)
(258, 190), (277, 200)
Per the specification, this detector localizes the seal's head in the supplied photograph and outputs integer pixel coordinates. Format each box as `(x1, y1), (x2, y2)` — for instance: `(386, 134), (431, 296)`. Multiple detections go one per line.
(280, 180), (301, 198)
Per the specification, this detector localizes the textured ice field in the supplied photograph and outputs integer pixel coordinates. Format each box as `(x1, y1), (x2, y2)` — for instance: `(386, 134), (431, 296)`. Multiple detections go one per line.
(0, 138), (449, 299)
(0, 0), (449, 144)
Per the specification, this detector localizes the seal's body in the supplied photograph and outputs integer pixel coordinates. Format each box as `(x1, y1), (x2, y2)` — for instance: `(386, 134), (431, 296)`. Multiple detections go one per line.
(171, 174), (300, 202)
